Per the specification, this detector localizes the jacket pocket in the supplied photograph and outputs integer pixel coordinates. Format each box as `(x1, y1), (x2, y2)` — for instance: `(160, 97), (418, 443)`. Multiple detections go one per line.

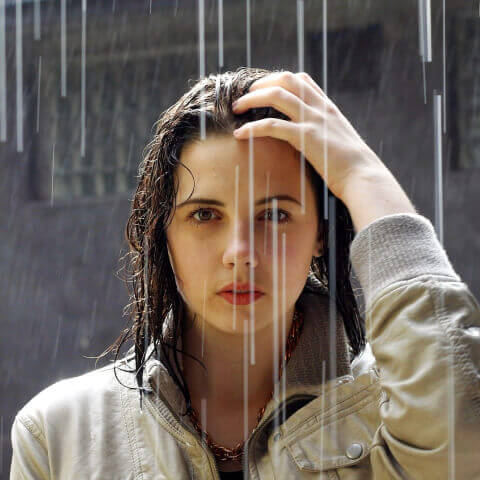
(282, 379), (382, 476)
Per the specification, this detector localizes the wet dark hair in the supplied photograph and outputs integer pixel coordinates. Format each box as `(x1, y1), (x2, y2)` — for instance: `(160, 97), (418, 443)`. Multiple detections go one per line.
(101, 67), (366, 415)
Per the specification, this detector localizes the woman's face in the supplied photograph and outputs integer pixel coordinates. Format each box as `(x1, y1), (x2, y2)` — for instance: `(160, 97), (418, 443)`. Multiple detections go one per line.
(166, 133), (322, 335)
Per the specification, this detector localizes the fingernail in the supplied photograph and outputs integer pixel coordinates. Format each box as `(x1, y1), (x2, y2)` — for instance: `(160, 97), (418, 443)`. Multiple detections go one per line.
(232, 100), (239, 110)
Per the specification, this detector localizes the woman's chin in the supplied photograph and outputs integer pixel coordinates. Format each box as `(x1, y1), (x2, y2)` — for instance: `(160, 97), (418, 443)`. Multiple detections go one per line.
(220, 316), (274, 336)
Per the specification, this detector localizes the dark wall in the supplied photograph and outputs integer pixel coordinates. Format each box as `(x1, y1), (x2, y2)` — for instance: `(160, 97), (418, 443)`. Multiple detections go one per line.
(1, 0), (478, 476)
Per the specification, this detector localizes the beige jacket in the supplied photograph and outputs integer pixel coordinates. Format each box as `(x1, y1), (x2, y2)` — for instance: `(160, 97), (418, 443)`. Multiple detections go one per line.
(10, 214), (480, 479)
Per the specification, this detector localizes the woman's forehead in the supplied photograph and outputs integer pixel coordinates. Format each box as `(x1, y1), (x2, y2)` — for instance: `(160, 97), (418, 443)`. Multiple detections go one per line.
(176, 135), (304, 198)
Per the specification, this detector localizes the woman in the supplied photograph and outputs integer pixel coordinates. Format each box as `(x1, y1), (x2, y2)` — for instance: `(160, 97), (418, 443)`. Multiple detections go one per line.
(10, 68), (480, 479)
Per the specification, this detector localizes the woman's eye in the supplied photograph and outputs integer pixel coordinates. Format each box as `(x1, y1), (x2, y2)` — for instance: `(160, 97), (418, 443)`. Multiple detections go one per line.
(261, 209), (290, 223)
(191, 208), (218, 223)
(187, 208), (290, 226)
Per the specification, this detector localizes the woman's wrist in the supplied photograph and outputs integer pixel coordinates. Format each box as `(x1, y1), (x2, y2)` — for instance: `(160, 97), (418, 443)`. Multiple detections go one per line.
(337, 155), (416, 233)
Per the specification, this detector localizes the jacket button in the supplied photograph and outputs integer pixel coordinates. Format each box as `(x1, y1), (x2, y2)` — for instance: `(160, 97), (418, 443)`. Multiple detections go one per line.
(345, 443), (363, 459)
(273, 433), (281, 442)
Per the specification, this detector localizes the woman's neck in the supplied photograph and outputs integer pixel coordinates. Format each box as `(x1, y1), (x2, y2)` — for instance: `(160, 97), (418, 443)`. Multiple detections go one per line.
(181, 308), (295, 412)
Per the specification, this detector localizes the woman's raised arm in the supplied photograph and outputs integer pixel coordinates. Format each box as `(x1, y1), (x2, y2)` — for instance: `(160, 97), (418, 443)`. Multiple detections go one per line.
(231, 69), (416, 232)
(232, 71), (480, 478)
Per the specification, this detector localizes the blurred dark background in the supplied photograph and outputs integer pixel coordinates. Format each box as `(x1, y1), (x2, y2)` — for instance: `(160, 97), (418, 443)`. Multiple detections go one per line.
(1, 0), (479, 475)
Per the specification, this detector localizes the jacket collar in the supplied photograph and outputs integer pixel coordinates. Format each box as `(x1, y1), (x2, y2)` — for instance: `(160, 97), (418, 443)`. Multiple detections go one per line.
(136, 275), (373, 420)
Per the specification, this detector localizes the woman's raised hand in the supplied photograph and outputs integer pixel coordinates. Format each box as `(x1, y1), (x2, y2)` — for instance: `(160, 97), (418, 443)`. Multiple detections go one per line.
(232, 71), (383, 201)
(232, 71), (416, 231)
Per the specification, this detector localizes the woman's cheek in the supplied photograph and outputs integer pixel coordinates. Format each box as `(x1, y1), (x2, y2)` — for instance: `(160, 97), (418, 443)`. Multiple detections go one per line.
(284, 244), (313, 281)
(170, 244), (213, 304)
(282, 244), (303, 263)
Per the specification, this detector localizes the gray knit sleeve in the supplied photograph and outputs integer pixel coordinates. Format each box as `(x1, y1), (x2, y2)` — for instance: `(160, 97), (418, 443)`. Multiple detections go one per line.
(349, 213), (459, 308)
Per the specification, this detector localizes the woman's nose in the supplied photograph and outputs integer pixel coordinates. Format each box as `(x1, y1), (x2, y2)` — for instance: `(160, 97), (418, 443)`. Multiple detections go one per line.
(222, 223), (259, 268)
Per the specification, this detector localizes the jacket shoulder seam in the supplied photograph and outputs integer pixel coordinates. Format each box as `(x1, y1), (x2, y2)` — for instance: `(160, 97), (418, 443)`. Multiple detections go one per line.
(119, 382), (145, 479)
(430, 283), (480, 421)
(368, 275), (464, 312)
(15, 413), (47, 447)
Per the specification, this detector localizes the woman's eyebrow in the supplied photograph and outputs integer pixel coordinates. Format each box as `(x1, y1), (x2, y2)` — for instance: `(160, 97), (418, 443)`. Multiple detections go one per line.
(176, 194), (301, 209)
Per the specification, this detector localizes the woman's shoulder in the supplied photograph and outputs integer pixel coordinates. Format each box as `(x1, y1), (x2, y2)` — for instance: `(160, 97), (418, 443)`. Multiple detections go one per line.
(14, 360), (133, 429)
(11, 358), (141, 478)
